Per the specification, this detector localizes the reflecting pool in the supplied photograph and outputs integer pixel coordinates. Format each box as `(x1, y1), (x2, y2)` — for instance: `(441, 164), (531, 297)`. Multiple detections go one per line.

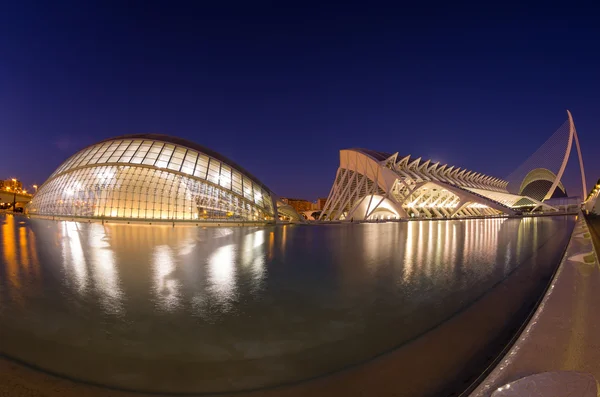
(0, 215), (574, 394)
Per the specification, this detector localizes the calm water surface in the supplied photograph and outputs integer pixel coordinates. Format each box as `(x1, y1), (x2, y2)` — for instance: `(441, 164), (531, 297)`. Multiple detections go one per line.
(0, 215), (574, 393)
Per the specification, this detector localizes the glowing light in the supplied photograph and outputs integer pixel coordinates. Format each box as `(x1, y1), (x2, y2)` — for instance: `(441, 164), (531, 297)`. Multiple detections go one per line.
(89, 224), (123, 314)
(208, 244), (236, 309)
(27, 138), (276, 222)
(152, 245), (181, 311)
(61, 222), (88, 293)
(2, 214), (21, 299)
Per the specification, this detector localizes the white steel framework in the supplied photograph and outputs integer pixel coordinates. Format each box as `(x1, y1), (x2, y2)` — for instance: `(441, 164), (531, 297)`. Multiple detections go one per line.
(28, 134), (303, 223)
(321, 111), (587, 221)
(320, 149), (550, 221)
(506, 110), (587, 202)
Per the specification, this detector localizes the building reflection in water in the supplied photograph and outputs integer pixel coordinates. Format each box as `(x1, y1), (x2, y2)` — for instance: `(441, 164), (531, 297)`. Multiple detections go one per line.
(1, 216), (556, 320)
(0, 215), (42, 305)
(399, 218), (510, 285)
(0, 214), (575, 394)
(1, 216), (42, 307)
(2, 214), (20, 294)
(19, 226), (29, 269)
(241, 229), (266, 290)
(61, 222), (88, 294)
(268, 231), (275, 261)
(58, 222), (124, 314)
(403, 221), (415, 282)
(153, 245), (181, 311)
(208, 243), (237, 311)
(88, 224), (123, 315)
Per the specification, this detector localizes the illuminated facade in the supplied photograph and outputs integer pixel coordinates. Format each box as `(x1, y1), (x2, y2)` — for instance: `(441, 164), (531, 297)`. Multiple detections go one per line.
(584, 179), (600, 215)
(321, 111), (587, 221)
(28, 134), (298, 222)
(320, 148), (552, 221)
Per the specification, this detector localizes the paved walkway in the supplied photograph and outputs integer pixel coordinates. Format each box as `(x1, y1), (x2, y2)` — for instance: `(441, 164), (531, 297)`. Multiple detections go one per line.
(469, 213), (600, 396)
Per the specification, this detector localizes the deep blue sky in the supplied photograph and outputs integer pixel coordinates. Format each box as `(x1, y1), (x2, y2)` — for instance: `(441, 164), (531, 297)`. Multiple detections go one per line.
(1, 2), (599, 199)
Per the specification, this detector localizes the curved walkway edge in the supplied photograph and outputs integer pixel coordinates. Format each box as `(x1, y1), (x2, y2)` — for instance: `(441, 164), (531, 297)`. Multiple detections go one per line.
(469, 212), (600, 397)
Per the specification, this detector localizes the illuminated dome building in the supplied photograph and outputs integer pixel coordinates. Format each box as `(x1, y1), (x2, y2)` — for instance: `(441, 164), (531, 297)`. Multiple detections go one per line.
(29, 134), (299, 222)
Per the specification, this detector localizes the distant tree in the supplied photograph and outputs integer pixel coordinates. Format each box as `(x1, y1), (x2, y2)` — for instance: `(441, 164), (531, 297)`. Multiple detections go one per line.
(311, 211), (321, 220)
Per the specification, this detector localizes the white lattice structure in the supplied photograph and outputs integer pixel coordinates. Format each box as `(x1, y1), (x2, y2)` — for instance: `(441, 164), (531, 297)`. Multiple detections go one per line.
(321, 111), (587, 221)
(319, 149), (550, 221)
(506, 110), (587, 202)
(28, 134), (303, 223)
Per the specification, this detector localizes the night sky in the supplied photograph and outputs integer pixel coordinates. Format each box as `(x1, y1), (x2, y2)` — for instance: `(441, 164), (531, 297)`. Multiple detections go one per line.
(2, 3), (599, 199)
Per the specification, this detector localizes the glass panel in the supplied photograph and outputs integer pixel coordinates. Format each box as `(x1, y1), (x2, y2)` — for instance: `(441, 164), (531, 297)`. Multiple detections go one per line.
(167, 154), (183, 171)
(88, 142), (111, 165)
(193, 154), (208, 179)
(219, 164), (231, 190)
(181, 151), (197, 175)
(119, 140), (142, 163)
(155, 144), (174, 168)
(172, 147), (186, 159)
(206, 158), (220, 184)
(142, 142), (164, 165)
(167, 147), (186, 171)
(98, 141), (121, 163)
(108, 140), (132, 162)
(231, 170), (243, 196)
(242, 176), (253, 200)
(73, 147), (95, 167)
(130, 141), (152, 164)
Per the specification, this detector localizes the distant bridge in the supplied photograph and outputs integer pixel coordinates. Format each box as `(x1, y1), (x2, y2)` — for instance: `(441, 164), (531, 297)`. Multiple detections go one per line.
(0, 191), (33, 205)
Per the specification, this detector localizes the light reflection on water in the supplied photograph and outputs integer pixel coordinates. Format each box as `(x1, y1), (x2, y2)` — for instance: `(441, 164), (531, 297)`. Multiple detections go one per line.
(0, 215), (573, 394)
(153, 245), (180, 311)
(208, 243), (237, 310)
(89, 224), (122, 314)
(61, 222), (88, 294)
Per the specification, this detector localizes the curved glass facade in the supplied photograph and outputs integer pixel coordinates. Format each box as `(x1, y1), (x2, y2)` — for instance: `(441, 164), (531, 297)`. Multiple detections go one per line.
(28, 137), (275, 221)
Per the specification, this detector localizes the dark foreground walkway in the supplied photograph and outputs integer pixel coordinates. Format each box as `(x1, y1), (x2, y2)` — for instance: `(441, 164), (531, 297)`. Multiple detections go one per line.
(470, 213), (600, 396)
(587, 214), (600, 255)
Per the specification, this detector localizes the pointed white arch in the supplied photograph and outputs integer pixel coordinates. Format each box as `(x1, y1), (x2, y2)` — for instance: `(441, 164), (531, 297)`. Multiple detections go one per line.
(543, 110), (587, 201)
